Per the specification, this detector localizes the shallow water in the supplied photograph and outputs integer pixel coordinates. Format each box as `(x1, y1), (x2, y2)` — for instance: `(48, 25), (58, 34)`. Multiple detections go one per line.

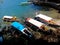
(0, 0), (39, 18)
(0, 0), (60, 20)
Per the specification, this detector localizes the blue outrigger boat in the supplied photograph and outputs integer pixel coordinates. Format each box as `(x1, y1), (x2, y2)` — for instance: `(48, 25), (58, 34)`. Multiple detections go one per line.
(11, 22), (32, 37)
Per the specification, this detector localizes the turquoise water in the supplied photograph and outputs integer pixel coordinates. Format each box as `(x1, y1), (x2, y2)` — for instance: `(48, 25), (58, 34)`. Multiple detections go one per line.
(0, 0), (59, 20)
(0, 0), (42, 19)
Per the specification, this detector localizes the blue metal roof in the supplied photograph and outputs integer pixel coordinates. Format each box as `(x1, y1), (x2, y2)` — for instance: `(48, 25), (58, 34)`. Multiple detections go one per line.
(11, 22), (25, 31)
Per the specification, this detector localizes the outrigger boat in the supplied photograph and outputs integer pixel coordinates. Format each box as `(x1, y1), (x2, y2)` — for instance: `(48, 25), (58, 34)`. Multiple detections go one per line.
(34, 14), (60, 29)
(3, 16), (19, 22)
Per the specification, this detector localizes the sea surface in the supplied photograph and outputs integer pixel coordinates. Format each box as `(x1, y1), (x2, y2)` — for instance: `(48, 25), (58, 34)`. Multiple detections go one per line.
(0, 0), (41, 18)
(0, 0), (60, 20)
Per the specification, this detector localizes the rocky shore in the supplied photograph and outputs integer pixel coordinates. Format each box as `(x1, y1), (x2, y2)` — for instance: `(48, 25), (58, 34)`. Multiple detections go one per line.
(28, 0), (60, 12)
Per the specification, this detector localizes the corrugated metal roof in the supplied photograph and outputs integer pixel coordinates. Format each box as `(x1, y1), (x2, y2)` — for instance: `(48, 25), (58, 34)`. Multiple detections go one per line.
(11, 22), (25, 32)
(27, 18), (44, 28)
(35, 14), (53, 21)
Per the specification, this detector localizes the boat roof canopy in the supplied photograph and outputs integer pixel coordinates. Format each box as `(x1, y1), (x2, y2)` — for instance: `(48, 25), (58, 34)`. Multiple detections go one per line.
(35, 14), (53, 21)
(3, 16), (13, 19)
(26, 18), (44, 28)
(11, 22), (25, 32)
